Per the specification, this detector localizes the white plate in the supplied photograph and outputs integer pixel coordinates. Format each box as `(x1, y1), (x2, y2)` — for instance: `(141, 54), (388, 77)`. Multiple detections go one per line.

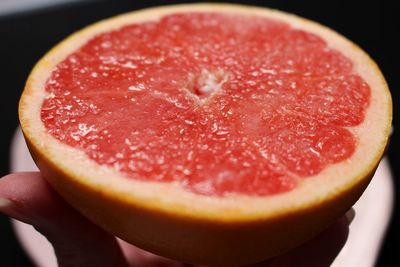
(10, 127), (394, 267)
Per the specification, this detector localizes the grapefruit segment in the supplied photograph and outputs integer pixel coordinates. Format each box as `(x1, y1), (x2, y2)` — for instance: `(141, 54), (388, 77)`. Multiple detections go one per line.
(19, 3), (392, 265)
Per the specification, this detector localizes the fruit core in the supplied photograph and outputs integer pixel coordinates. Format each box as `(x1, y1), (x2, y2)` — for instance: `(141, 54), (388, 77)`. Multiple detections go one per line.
(41, 12), (370, 196)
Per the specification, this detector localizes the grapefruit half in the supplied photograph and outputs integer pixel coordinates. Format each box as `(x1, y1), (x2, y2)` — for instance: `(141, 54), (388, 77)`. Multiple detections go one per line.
(19, 3), (392, 266)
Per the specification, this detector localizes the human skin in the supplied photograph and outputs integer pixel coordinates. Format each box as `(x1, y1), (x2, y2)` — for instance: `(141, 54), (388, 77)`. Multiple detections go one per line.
(0, 172), (351, 267)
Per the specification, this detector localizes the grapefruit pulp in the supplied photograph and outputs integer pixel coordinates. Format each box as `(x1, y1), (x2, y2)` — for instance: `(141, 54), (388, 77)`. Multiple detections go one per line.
(19, 3), (392, 266)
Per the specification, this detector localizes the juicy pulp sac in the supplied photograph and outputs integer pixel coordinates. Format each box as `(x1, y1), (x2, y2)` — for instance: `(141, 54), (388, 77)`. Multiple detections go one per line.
(41, 13), (370, 196)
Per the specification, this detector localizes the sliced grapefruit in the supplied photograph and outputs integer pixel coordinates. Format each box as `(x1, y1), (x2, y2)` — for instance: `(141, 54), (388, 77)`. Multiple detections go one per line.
(19, 3), (392, 266)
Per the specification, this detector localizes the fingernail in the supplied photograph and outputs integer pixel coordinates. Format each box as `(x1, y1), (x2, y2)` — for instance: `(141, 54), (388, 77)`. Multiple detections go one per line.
(0, 197), (12, 209)
(345, 208), (355, 224)
(0, 197), (33, 224)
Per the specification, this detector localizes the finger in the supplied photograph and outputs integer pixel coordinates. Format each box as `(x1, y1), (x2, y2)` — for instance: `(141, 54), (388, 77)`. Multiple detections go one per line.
(0, 172), (128, 267)
(257, 215), (350, 267)
(119, 239), (188, 267)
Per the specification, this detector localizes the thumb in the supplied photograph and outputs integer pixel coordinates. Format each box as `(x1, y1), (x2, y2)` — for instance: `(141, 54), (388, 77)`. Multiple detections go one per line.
(0, 172), (128, 267)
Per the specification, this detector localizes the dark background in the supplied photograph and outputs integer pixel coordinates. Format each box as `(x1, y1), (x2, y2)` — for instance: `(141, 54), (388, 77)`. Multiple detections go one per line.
(0, 1), (398, 266)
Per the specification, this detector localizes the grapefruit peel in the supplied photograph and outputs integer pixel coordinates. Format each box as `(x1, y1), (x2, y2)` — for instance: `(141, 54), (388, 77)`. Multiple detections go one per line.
(19, 3), (392, 265)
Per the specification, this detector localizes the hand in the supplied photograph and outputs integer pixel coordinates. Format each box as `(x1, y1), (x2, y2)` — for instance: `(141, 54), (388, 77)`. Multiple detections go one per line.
(0, 172), (352, 267)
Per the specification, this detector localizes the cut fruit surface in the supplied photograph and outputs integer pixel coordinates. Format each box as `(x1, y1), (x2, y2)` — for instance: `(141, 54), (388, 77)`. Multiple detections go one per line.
(19, 3), (392, 266)
(41, 11), (370, 197)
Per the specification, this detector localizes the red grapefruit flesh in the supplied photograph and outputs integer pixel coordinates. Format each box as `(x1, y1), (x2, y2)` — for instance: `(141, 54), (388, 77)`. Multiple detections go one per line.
(40, 12), (369, 196)
(19, 4), (392, 266)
